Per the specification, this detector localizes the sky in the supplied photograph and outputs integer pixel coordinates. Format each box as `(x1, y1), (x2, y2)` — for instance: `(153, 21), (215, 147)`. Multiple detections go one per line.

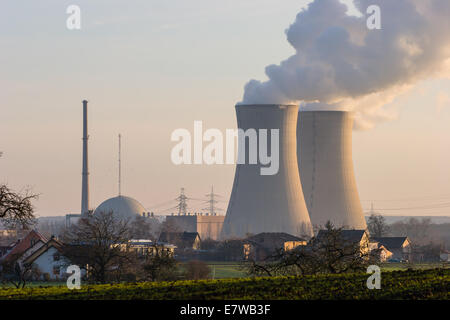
(1, 0), (450, 217)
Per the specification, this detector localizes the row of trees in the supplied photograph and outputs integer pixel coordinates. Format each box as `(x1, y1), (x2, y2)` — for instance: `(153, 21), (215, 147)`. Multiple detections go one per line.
(245, 222), (379, 277)
(1, 211), (211, 286)
(61, 212), (210, 283)
(367, 213), (434, 243)
(360, 214), (445, 263)
(0, 169), (39, 288)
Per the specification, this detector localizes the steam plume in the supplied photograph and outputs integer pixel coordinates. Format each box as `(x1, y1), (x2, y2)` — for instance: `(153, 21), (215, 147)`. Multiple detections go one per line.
(241, 0), (450, 129)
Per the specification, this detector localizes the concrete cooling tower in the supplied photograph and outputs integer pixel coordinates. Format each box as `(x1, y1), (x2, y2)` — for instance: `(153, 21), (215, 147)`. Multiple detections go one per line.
(221, 105), (313, 239)
(297, 111), (367, 230)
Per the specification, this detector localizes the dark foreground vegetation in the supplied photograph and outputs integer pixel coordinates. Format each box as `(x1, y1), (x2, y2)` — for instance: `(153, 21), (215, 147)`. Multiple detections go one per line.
(0, 268), (448, 300)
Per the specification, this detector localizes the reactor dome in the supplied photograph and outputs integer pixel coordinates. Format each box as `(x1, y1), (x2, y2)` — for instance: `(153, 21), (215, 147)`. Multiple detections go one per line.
(94, 195), (145, 220)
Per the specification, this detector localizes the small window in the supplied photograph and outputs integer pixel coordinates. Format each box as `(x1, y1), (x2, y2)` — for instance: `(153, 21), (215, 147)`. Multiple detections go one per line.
(53, 266), (60, 275)
(53, 253), (60, 261)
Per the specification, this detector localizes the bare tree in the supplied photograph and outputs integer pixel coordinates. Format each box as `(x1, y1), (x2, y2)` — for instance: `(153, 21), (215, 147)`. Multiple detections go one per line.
(217, 239), (245, 261)
(245, 222), (378, 277)
(390, 218), (432, 245)
(0, 185), (38, 228)
(0, 254), (40, 288)
(142, 245), (179, 282)
(367, 214), (390, 237)
(61, 211), (134, 284)
(183, 260), (211, 280)
(129, 215), (160, 240)
(159, 219), (182, 234)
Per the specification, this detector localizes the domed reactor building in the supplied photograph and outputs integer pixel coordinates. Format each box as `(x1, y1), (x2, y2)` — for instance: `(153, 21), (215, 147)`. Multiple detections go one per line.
(66, 101), (146, 226)
(94, 195), (146, 220)
(297, 110), (366, 230)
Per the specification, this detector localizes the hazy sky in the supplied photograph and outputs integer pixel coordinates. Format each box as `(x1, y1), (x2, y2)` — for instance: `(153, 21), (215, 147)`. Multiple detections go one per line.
(1, 0), (450, 217)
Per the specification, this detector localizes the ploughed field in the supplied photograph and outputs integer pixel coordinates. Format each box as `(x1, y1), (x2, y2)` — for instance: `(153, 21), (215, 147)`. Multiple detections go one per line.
(0, 269), (448, 300)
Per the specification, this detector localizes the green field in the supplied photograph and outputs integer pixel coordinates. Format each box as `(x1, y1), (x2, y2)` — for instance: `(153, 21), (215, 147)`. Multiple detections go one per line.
(207, 262), (247, 279)
(380, 262), (449, 271)
(1, 262), (444, 289)
(206, 261), (448, 279)
(0, 282), (66, 289)
(0, 268), (448, 300)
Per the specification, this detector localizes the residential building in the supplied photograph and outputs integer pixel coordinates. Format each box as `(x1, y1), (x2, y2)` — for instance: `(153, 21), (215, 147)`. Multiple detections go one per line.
(315, 229), (370, 256)
(122, 239), (176, 258)
(158, 232), (201, 250)
(369, 241), (393, 262)
(372, 237), (412, 262)
(243, 233), (307, 261)
(23, 237), (68, 280)
(1, 230), (48, 264)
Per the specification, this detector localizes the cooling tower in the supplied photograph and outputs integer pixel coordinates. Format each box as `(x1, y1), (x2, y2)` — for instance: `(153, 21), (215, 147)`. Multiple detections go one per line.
(221, 105), (313, 239)
(297, 111), (366, 230)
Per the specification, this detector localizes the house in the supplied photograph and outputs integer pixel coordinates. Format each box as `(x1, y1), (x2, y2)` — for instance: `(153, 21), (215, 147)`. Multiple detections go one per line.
(0, 243), (15, 259)
(1, 230), (48, 264)
(243, 233), (307, 261)
(158, 232), (201, 250)
(22, 236), (68, 280)
(120, 239), (176, 258)
(315, 229), (370, 256)
(371, 237), (412, 262)
(369, 241), (393, 262)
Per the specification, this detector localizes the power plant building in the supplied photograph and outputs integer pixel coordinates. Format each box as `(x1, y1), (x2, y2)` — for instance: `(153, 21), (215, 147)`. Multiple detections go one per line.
(94, 195), (146, 220)
(297, 110), (367, 230)
(166, 214), (225, 241)
(81, 100), (90, 216)
(67, 100), (147, 226)
(221, 104), (313, 239)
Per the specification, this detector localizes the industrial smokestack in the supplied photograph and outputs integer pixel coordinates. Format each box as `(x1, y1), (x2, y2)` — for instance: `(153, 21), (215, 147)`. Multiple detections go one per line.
(221, 105), (313, 239)
(297, 111), (366, 230)
(81, 100), (90, 216)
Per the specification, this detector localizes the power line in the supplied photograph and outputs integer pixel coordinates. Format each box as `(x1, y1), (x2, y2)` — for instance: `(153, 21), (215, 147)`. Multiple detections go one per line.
(364, 201), (450, 211)
(146, 199), (176, 210)
(361, 193), (450, 202)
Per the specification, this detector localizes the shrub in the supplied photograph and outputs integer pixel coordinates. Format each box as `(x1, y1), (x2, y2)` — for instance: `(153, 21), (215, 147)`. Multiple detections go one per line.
(183, 260), (211, 280)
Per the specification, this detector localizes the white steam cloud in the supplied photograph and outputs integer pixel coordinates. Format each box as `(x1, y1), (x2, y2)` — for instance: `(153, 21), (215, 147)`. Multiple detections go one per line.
(240, 0), (450, 129)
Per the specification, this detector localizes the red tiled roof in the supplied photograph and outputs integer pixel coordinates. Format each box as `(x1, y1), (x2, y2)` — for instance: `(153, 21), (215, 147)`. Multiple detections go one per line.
(3, 230), (48, 262)
(23, 238), (64, 265)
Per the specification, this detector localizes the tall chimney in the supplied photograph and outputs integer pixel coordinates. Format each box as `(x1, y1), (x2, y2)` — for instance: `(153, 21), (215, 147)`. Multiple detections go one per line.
(221, 104), (313, 239)
(81, 100), (90, 216)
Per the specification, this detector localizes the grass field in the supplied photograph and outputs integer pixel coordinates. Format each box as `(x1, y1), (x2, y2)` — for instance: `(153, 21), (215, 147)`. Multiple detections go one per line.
(206, 261), (448, 279)
(207, 262), (247, 279)
(0, 282), (67, 288)
(1, 262), (445, 289)
(380, 262), (449, 271)
(0, 268), (448, 300)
